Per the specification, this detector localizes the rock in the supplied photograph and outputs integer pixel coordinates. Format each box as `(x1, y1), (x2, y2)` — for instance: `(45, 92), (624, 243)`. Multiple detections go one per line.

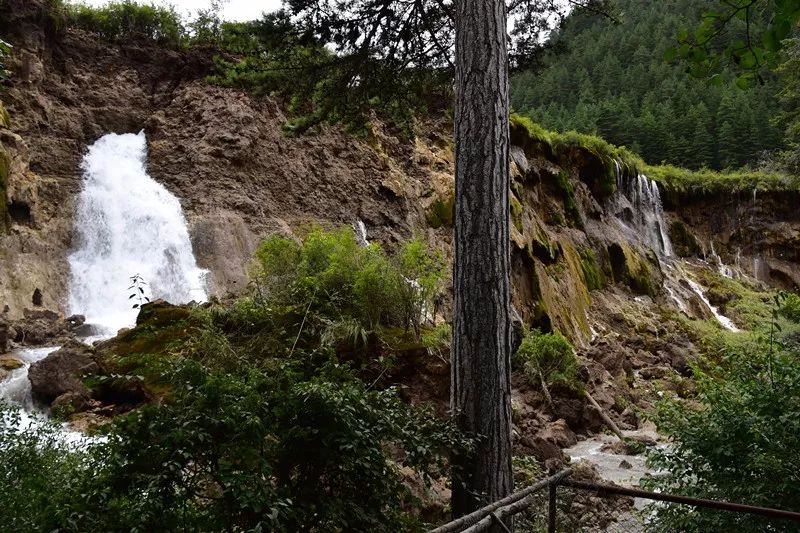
(0, 368), (9, 382)
(528, 436), (566, 465)
(92, 375), (151, 408)
(51, 391), (90, 415)
(540, 419), (578, 448)
(0, 319), (8, 354)
(22, 308), (61, 321)
(0, 355), (24, 370)
(28, 340), (98, 405)
(619, 459), (633, 470)
(65, 314), (86, 328)
(639, 366), (671, 380)
(68, 412), (109, 433)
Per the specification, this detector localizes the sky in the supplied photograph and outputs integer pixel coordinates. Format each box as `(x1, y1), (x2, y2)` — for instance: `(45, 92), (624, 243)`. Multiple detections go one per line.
(80, 0), (282, 21)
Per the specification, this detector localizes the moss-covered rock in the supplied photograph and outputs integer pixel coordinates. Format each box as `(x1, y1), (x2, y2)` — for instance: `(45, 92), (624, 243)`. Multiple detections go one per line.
(606, 242), (661, 297)
(669, 221), (701, 258)
(578, 247), (605, 291)
(427, 194), (454, 229)
(0, 102), (9, 129)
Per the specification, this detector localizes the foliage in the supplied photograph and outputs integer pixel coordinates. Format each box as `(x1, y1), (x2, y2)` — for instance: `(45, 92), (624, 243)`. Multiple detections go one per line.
(780, 292), (800, 323)
(645, 344), (800, 531)
(512, 113), (797, 195)
(0, 358), (471, 532)
(667, 0), (800, 87)
(514, 329), (580, 391)
(511, 0), (785, 171)
(66, 1), (185, 47)
(777, 37), (800, 173)
(646, 163), (798, 194)
(127, 273), (150, 309)
(251, 227), (446, 343)
(206, 12), (450, 136)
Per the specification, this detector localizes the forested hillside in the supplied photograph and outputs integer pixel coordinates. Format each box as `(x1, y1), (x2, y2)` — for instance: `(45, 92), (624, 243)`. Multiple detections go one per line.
(510, 0), (784, 171)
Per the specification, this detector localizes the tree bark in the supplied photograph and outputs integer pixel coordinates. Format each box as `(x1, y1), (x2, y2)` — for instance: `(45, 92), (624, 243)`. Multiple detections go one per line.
(451, 0), (513, 521)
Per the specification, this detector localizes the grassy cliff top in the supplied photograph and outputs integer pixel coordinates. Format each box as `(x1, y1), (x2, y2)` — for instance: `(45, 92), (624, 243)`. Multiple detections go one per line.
(510, 114), (799, 195)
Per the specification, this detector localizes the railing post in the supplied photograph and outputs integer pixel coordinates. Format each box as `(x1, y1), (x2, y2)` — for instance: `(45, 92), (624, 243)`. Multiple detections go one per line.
(548, 482), (557, 533)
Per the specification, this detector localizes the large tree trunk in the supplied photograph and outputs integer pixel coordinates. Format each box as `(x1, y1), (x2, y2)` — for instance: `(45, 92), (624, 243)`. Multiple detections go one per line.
(451, 0), (513, 521)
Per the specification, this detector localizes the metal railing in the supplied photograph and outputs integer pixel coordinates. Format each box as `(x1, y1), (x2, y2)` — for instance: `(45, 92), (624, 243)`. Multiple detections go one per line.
(430, 469), (800, 532)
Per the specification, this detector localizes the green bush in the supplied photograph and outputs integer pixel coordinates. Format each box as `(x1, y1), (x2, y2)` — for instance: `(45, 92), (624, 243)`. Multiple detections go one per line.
(514, 329), (580, 391)
(0, 359), (471, 531)
(780, 293), (800, 323)
(66, 1), (185, 47)
(645, 345), (800, 532)
(251, 228), (446, 344)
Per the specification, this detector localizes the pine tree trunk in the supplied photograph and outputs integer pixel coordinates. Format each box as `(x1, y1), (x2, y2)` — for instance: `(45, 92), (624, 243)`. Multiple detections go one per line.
(451, 0), (513, 520)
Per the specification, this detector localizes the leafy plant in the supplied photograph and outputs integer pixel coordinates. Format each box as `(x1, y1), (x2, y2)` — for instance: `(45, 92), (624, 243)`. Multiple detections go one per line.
(66, 1), (185, 47)
(0, 358), (472, 532)
(127, 273), (150, 309)
(646, 295), (800, 531)
(251, 228), (446, 346)
(514, 329), (581, 394)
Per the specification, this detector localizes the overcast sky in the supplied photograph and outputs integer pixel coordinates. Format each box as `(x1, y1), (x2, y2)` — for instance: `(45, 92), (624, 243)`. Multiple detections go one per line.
(79, 0), (282, 21)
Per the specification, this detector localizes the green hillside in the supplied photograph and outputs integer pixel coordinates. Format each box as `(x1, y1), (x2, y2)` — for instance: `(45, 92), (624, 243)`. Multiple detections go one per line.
(510, 0), (784, 171)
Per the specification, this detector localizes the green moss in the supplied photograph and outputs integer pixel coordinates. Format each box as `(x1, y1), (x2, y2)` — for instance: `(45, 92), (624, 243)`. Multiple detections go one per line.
(647, 164), (798, 195)
(555, 169), (582, 227)
(510, 194), (524, 233)
(669, 221), (701, 257)
(0, 144), (9, 234)
(427, 194), (454, 229)
(578, 248), (605, 291)
(0, 102), (9, 129)
(607, 242), (659, 297)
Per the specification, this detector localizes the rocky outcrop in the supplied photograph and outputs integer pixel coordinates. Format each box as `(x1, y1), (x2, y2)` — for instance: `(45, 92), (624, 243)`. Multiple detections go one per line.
(0, 2), (449, 314)
(8, 308), (85, 346)
(28, 339), (97, 404)
(664, 189), (800, 289)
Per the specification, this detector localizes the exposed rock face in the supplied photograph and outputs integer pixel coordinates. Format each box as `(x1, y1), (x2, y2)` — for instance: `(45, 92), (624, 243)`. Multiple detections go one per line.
(664, 189), (800, 289)
(28, 339), (98, 404)
(0, 3), (448, 315)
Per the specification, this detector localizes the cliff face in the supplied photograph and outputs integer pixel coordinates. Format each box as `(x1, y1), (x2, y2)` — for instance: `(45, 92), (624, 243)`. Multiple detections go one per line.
(664, 190), (800, 289)
(0, 3), (453, 317)
(1, 1), (798, 352)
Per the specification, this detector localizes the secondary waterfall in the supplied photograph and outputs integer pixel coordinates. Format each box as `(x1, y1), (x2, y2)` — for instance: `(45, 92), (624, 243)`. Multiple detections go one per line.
(616, 170), (673, 257)
(68, 132), (208, 334)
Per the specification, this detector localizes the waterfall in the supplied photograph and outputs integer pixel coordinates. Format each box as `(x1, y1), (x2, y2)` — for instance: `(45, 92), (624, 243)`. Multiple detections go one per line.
(68, 132), (208, 334)
(353, 219), (369, 246)
(686, 279), (739, 332)
(614, 163), (673, 257)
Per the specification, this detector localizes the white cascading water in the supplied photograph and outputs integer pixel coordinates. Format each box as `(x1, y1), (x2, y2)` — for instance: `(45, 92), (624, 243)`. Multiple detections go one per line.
(1, 132), (208, 434)
(68, 132), (208, 334)
(613, 162), (739, 331)
(617, 170), (673, 257)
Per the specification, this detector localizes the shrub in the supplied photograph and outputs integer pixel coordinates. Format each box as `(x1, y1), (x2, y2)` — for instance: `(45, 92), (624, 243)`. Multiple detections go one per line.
(780, 293), (800, 323)
(514, 329), (580, 391)
(0, 360), (471, 532)
(251, 228), (446, 344)
(66, 1), (185, 47)
(645, 345), (800, 532)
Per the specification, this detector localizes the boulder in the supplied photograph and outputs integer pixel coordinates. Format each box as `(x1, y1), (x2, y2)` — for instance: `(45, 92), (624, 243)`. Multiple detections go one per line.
(539, 419), (578, 448)
(28, 340), (98, 405)
(0, 355), (23, 370)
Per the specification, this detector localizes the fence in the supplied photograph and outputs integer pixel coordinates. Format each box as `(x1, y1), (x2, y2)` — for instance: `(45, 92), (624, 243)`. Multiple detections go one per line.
(430, 468), (800, 532)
